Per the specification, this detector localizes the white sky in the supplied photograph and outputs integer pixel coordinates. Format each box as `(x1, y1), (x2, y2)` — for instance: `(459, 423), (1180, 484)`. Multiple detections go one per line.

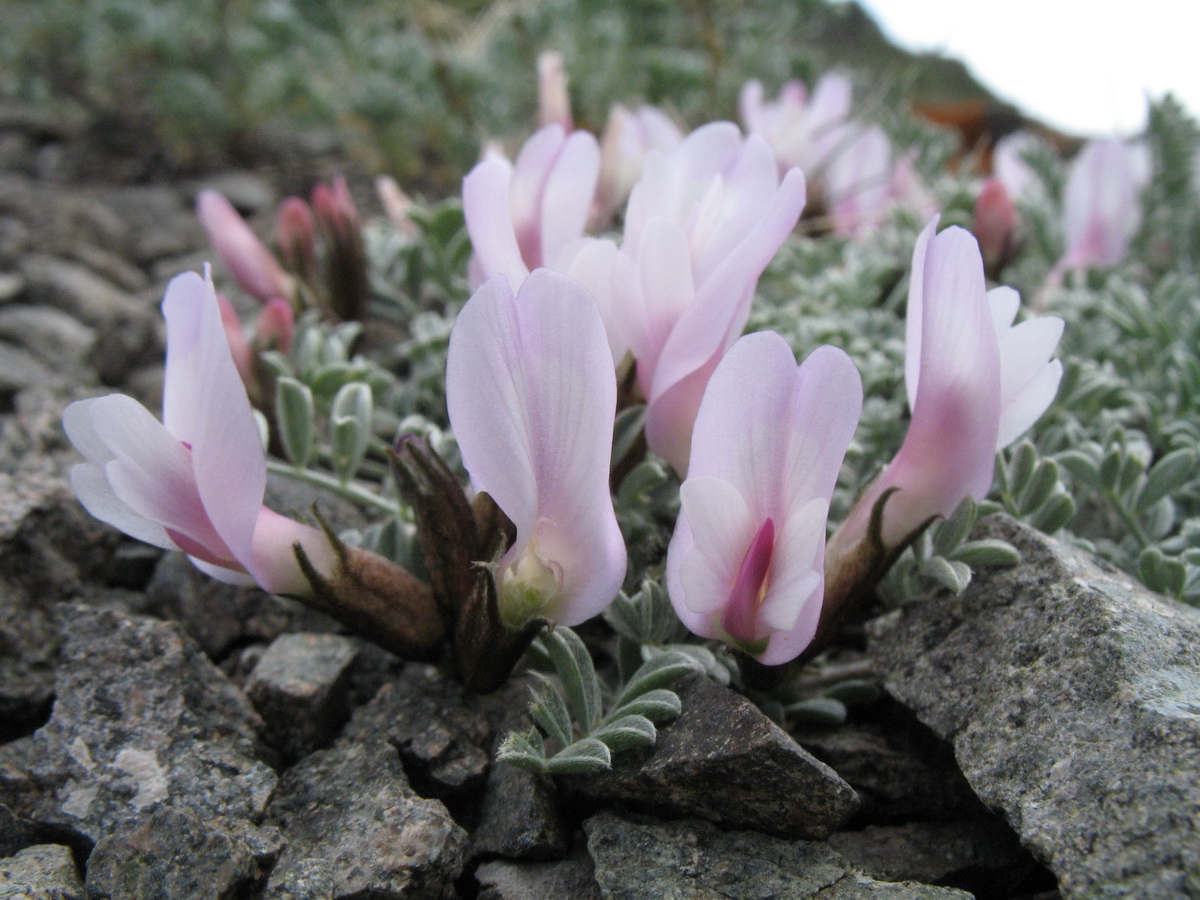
(859, 0), (1200, 137)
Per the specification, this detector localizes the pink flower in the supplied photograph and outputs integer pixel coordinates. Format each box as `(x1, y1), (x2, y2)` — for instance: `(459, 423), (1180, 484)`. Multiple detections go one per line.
(1061, 139), (1147, 270)
(593, 103), (684, 225)
(463, 125), (600, 290)
(823, 123), (893, 236)
(992, 131), (1042, 203)
(64, 270), (334, 594)
(832, 217), (1062, 555)
(614, 122), (807, 474)
(537, 51), (572, 131)
(739, 73), (852, 175)
(666, 333), (862, 664)
(445, 269), (626, 628)
(196, 190), (291, 304)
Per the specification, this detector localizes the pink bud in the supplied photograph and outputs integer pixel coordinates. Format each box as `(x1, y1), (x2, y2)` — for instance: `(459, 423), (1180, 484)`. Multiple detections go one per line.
(537, 51), (573, 131)
(196, 190), (290, 304)
(375, 175), (417, 236)
(277, 196), (317, 282)
(216, 293), (254, 388)
(256, 298), (294, 355)
(974, 177), (1019, 275)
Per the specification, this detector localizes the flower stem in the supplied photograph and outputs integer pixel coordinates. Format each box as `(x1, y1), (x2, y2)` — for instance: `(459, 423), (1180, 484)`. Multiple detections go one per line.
(266, 459), (402, 516)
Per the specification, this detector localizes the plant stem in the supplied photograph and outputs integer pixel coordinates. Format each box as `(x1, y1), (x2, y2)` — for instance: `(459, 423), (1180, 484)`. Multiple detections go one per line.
(266, 459), (402, 517)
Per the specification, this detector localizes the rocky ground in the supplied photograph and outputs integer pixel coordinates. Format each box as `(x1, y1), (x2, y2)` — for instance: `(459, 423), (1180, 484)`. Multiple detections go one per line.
(0, 101), (1198, 899)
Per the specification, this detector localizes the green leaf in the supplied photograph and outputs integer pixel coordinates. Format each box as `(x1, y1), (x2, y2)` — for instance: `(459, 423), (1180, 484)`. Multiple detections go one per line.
(1008, 441), (1038, 495)
(542, 628), (602, 732)
(495, 729), (547, 773)
(309, 361), (357, 397)
(611, 404), (647, 467)
(603, 591), (643, 643)
(1018, 459), (1061, 514)
(612, 650), (698, 709)
(592, 714), (657, 752)
(545, 737), (612, 774)
(822, 679), (881, 707)
(919, 556), (972, 594)
(1056, 450), (1101, 487)
(331, 382), (373, 482)
(260, 349), (294, 379)
(1099, 447), (1123, 490)
(1030, 492), (1075, 533)
(275, 377), (314, 468)
(786, 697), (847, 728)
(528, 674), (573, 749)
(951, 539), (1021, 568)
(933, 496), (976, 557)
(616, 459), (668, 507)
(608, 688), (681, 724)
(1137, 448), (1197, 511)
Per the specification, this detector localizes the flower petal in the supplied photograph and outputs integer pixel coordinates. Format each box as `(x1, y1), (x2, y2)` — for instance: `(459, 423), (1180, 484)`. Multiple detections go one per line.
(539, 130), (600, 269)
(463, 155), (530, 288)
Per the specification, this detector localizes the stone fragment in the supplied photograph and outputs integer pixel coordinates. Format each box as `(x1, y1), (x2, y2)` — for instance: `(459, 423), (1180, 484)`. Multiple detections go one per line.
(264, 741), (467, 900)
(0, 843), (83, 899)
(0, 272), (24, 302)
(867, 515), (1200, 898)
(99, 185), (199, 264)
(246, 633), (359, 764)
(85, 808), (282, 899)
(796, 697), (985, 825)
(341, 663), (529, 799)
(17, 254), (144, 328)
(584, 811), (973, 899)
(829, 818), (1049, 897)
(0, 305), (95, 372)
(27, 606), (276, 843)
(0, 342), (55, 405)
(263, 859), (335, 899)
(471, 762), (566, 861)
(476, 854), (602, 900)
(571, 674), (858, 839)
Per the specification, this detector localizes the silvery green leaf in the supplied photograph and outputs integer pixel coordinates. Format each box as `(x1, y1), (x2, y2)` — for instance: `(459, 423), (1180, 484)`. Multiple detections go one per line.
(919, 556), (972, 594)
(1008, 441), (1038, 494)
(1018, 459), (1061, 514)
(1030, 492), (1075, 533)
(823, 679), (881, 707)
(293, 326), (323, 376)
(331, 382), (373, 483)
(603, 591), (642, 643)
(616, 459), (668, 507)
(951, 539), (1022, 568)
(310, 362), (356, 397)
(260, 349), (294, 379)
(1144, 496), (1177, 542)
(252, 409), (270, 451)
(592, 714), (657, 752)
(276, 377), (314, 468)
(977, 499), (1005, 517)
(545, 737), (611, 774)
(661, 643), (731, 685)
(611, 404), (647, 467)
(613, 650), (698, 709)
(1116, 453), (1147, 497)
(542, 628), (602, 732)
(528, 673), (573, 749)
(1055, 449), (1100, 488)
(1137, 448), (1197, 511)
(608, 688), (681, 724)
(1099, 448), (1123, 490)
(1137, 547), (1186, 596)
(495, 728), (547, 773)
(786, 697), (847, 728)
(933, 496), (976, 557)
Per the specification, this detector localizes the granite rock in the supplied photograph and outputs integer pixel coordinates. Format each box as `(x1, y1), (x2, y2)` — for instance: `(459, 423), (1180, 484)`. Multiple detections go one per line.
(0, 843), (83, 899)
(571, 674), (858, 839)
(868, 515), (1200, 898)
(471, 761), (566, 861)
(264, 741), (467, 899)
(476, 854), (602, 900)
(584, 811), (974, 899)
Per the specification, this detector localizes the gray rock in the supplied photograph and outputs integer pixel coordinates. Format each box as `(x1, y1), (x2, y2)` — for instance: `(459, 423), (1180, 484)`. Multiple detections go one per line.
(471, 762), (566, 861)
(195, 171), (278, 214)
(0, 342), (56, 404)
(246, 633), (359, 764)
(867, 515), (1200, 899)
(584, 811), (973, 899)
(263, 859), (335, 900)
(27, 606), (276, 843)
(84, 808), (283, 899)
(0, 305), (95, 372)
(571, 674), (858, 840)
(341, 663), (529, 800)
(829, 818), (1046, 897)
(476, 854), (602, 900)
(0, 844), (83, 899)
(17, 255), (144, 329)
(98, 185), (199, 265)
(0, 273), (24, 303)
(264, 741), (467, 899)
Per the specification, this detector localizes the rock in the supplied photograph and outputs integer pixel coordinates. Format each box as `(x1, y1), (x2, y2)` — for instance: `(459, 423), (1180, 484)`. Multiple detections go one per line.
(471, 762), (566, 861)
(17, 254), (144, 329)
(84, 808), (283, 899)
(0, 342), (56, 407)
(27, 606), (276, 843)
(341, 663), (529, 800)
(98, 185), (199, 265)
(246, 633), (359, 764)
(867, 515), (1200, 898)
(0, 305), (95, 372)
(263, 859), (336, 899)
(195, 171), (278, 213)
(0, 272), (24, 302)
(143, 552), (342, 660)
(476, 854), (602, 900)
(796, 698), (985, 825)
(264, 741), (467, 899)
(571, 674), (858, 840)
(584, 811), (974, 899)
(829, 818), (1049, 898)
(0, 843), (83, 899)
